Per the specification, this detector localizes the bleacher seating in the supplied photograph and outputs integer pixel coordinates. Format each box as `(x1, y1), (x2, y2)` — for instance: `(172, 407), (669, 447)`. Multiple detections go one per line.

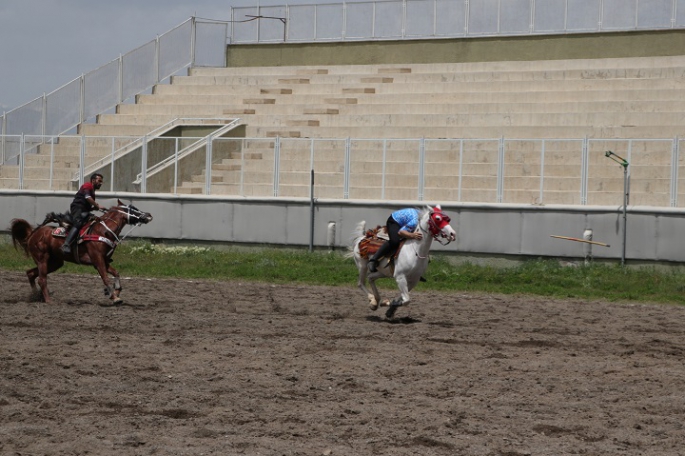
(4, 55), (685, 206)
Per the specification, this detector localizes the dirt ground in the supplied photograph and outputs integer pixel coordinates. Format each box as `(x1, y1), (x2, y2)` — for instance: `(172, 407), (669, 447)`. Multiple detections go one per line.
(1, 269), (685, 456)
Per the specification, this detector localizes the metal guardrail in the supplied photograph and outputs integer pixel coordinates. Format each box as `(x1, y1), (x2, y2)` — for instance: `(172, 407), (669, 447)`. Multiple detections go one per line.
(0, 18), (228, 145)
(2, 134), (683, 208)
(229, 0), (685, 43)
(132, 119), (242, 185)
(78, 118), (239, 183)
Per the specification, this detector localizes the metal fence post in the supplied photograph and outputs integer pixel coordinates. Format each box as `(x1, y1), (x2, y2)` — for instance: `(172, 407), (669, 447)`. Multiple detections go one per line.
(418, 138), (425, 201)
(204, 133), (212, 195)
(670, 137), (679, 207)
(381, 138), (387, 200)
(605, 150), (630, 267)
(497, 137), (505, 203)
(110, 137), (115, 192)
(80, 76), (85, 126)
(344, 138), (351, 199)
(273, 136), (280, 197)
(173, 137), (179, 194)
(539, 139), (546, 204)
(141, 135), (148, 194)
(1, 112), (5, 164)
(79, 134), (85, 187)
(309, 169), (315, 252)
(190, 16), (197, 67)
(19, 134), (25, 190)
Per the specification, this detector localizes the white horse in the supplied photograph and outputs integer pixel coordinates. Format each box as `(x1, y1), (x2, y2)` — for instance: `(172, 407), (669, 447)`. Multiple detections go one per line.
(349, 205), (456, 319)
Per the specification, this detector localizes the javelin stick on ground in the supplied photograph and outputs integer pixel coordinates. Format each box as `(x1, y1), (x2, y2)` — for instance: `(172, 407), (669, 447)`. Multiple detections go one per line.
(550, 235), (610, 247)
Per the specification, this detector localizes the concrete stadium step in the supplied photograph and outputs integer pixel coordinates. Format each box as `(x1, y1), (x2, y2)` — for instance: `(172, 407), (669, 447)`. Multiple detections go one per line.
(0, 177), (73, 191)
(102, 112), (684, 132)
(77, 124), (171, 136)
(95, 113), (240, 126)
(279, 160), (343, 173)
(132, 88), (685, 107)
(175, 65), (685, 87)
(117, 97), (685, 117)
(187, 55), (685, 78)
(151, 75), (685, 97)
(244, 124), (685, 140)
(22, 154), (80, 168)
(201, 183), (275, 197)
(17, 166), (78, 180)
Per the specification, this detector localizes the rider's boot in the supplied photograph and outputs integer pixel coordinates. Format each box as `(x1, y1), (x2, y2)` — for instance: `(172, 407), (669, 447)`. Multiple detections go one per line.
(368, 241), (392, 273)
(62, 226), (78, 254)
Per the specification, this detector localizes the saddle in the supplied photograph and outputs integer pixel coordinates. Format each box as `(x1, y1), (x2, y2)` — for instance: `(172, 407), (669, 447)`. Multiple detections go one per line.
(358, 225), (406, 261)
(41, 211), (95, 239)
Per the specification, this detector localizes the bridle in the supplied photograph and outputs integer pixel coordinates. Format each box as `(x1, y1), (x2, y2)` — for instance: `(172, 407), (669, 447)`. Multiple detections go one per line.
(90, 204), (150, 255)
(411, 210), (454, 259)
(426, 211), (453, 246)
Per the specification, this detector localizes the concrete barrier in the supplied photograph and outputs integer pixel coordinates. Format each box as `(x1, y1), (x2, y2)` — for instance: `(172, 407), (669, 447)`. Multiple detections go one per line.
(2, 189), (684, 264)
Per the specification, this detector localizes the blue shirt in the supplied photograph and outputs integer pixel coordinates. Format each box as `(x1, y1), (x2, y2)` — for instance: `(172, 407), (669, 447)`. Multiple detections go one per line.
(391, 208), (419, 232)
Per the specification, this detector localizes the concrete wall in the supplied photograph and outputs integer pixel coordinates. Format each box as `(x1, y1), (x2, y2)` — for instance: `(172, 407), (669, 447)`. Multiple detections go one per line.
(226, 30), (685, 68)
(2, 190), (685, 264)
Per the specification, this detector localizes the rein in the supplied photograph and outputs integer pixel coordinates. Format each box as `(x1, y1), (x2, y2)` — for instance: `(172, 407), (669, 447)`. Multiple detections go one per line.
(413, 217), (432, 259)
(82, 207), (144, 256)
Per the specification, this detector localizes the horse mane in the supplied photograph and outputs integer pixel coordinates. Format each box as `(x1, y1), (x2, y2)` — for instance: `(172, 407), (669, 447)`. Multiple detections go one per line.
(420, 205), (435, 217)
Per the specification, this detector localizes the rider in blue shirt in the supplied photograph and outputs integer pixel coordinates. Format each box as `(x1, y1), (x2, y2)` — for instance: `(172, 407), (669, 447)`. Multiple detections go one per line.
(368, 207), (423, 272)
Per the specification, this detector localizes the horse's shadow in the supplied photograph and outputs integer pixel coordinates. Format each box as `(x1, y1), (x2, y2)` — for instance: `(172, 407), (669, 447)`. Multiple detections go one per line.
(64, 300), (148, 309)
(102, 301), (148, 310)
(366, 315), (421, 324)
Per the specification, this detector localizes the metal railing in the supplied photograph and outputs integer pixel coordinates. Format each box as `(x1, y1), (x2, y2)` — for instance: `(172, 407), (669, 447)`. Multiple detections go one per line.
(0, 18), (228, 145)
(2, 134), (684, 208)
(229, 0), (685, 43)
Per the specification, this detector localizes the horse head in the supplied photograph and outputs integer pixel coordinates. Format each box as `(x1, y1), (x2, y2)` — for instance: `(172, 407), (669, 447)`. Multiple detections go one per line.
(425, 205), (456, 245)
(106, 199), (153, 227)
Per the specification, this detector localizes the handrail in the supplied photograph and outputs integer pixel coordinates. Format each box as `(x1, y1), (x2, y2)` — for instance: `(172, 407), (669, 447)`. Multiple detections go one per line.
(75, 118), (239, 182)
(132, 119), (242, 184)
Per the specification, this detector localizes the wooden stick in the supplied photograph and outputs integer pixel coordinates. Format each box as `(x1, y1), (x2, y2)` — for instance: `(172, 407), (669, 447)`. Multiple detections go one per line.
(550, 235), (610, 247)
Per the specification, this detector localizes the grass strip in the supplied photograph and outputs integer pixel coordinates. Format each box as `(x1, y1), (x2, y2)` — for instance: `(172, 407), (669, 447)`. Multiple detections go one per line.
(2, 239), (684, 305)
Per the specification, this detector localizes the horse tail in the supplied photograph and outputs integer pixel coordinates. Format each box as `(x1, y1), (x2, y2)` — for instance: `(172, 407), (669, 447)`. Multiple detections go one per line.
(10, 218), (33, 256)
(345, 220), (367, 258)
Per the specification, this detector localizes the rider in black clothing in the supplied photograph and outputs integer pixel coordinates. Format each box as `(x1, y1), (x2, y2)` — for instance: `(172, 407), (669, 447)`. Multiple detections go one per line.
(61, 173), (104, 254)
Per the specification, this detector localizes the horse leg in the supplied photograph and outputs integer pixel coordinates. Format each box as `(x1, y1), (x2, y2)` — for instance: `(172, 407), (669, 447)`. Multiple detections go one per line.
(386, 275), (411, 319)
(26, 267), (39, 292)
(106, 263), (123, 301)
(35, 263), (51, 303)
(358, 269), (382, 311)
(354, 252), (381, 310)
(91, 256), (121, 305)
(32, 247), (62, 303)
(25, 267), (45, 301)
(368, 275), (392, 309)
(355, 254), (382, 310)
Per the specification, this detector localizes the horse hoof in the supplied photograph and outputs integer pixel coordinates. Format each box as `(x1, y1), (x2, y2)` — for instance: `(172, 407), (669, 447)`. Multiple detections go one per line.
(385, 305), (398, 319)
(380, 299), (390, 307)
(368, 302), (379, 311)
(112, 297), (123, 305)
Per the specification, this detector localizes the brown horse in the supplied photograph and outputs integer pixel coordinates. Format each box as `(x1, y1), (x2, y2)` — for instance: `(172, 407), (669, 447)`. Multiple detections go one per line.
(10, 199), (153, 304)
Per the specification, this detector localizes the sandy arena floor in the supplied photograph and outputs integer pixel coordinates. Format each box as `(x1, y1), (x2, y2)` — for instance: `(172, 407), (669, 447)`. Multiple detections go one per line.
(1, 269), (685, 455)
